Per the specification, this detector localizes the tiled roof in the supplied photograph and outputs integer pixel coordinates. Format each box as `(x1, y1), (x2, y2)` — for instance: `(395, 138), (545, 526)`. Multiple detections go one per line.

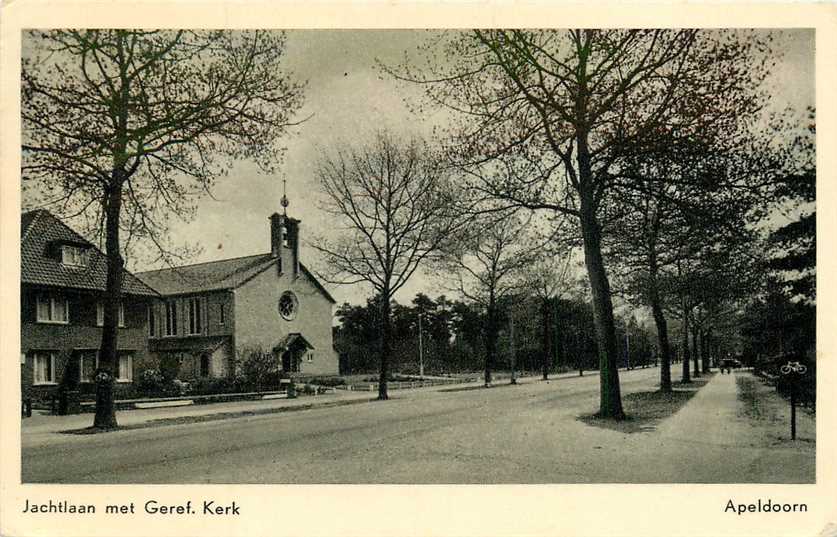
(136, 254), (336, 303)
(136, 254), (276, 295)
(20, 209), (159, 297)
(274, 332), (315, 352)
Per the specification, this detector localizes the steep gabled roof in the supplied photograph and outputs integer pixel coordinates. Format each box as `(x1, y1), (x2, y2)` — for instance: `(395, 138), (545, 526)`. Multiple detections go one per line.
(273, 332), (315, 352)
(136, 254), (336, 303)
(136, 254), (276, 295)
(20, 209), (159, 297)
(300, 263), (336, 304)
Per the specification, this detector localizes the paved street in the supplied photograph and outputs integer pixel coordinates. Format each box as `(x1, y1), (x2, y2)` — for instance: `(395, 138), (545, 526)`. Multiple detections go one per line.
(21, 368), (814, 484)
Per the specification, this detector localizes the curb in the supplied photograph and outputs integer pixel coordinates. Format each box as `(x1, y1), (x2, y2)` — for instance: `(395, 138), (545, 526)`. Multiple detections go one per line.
(59, 396), (380, 435)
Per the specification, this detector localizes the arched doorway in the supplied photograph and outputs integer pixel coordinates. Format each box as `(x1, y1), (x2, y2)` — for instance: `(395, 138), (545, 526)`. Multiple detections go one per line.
(274, 333), (314, 374)
(199, 353), (210, 377)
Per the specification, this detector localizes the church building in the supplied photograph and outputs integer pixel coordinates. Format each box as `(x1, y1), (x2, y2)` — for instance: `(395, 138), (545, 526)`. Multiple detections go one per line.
(136, 204), (339, 381)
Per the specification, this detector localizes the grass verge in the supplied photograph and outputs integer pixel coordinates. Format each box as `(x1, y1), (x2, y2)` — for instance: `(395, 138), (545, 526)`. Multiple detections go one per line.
(578, 375), (712, 433)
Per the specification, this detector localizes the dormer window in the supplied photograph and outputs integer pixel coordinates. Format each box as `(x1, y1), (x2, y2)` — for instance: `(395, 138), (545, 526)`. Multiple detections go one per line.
(61, 245), (86, 267)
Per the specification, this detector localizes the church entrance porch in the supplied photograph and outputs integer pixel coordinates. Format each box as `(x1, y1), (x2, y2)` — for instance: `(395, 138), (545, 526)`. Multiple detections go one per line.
(273, 333), (315, 375)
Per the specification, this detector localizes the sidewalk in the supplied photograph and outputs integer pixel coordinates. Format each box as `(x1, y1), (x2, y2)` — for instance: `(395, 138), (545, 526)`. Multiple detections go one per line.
(651, 370), (815, 483)
(20, 367), (652, 444)
(22, 389), (378, 436)
(20, 372), (539, 434)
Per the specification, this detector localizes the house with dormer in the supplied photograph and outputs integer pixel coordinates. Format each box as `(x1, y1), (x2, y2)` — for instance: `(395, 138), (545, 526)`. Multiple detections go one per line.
(20, 210), (159, 404)
(136, 210), (339, 381)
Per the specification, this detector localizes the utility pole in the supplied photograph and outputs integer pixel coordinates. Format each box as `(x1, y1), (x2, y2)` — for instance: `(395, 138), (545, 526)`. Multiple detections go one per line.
(510, 310), (517, 384)
(418, 310), (424, 378)
(626, 329), (631, 370)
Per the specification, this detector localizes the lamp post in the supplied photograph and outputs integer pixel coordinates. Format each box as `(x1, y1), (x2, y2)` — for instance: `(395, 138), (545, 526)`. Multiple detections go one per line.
(780, 361), (807, 440)
(626, 329), (631, 370)
(509, 309), (517, 385)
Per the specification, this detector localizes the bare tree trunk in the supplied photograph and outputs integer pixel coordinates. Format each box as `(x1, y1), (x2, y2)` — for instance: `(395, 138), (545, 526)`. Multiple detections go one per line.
(542, 298), (551, 380)
(650, 294), (672, 392)
(702, 328), (711, 373)
(646, 219), (672, 392)
(484, 291), (497, 387)
(378, 292), (391, 400)
(94, 180), (124, 429)
(579, 182), (624, 419)
(681, 297), (691, 384)
(691, 324), (701, 378)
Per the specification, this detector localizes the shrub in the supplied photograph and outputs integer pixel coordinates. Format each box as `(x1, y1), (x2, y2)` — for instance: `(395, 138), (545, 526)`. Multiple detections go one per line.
(136, 368), (166, 396)
(189, 377), (237, 396)
(159, 355), (181, 382)
(237, 345), (279, 392)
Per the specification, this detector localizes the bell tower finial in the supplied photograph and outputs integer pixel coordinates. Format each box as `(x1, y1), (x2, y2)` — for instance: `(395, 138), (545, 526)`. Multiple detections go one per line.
(280, 177), (289, 216)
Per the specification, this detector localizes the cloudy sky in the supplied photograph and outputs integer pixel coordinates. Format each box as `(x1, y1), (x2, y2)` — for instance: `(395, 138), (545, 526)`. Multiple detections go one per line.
(22, 29), (815, 307)
(139, 30), (442, 306)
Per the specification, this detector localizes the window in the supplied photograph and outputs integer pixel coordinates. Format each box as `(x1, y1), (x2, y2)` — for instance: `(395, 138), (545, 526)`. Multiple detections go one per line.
(165, 301), (178, 336)
(278, 291), (298, 321)
(219, 303), (225, 325)
(36, 295), (69, 324)
(78, 351), (98, 383)
(306, 352), (314, 363)
(117, 354), (133, 382)
(96, 301), (125, 327)
(148, 305), (156, 337)
(33, 352), (57, 384)
(187, 297), (203, 335)
(61, 245), (85, 267)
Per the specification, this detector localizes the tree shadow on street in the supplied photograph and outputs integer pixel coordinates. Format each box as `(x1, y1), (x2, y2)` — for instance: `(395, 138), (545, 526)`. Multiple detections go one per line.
(578, 376), (712, 433)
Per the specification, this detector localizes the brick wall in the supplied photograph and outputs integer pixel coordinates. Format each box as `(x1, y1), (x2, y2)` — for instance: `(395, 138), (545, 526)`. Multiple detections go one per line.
(146, 289), (235, 381)
(20, 285), (153, 405)
(148, 290), (234, 339)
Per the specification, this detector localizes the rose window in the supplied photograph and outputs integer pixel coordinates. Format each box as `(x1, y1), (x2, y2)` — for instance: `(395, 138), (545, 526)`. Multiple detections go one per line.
(278, 291), (298, 321)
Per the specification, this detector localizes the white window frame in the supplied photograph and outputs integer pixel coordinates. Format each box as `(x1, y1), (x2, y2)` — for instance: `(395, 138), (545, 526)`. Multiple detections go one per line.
(33, 352), (57, 385)
(36, 294), (69, 324)
(164, 301), (178, 336)
(61, 245), (85, 267)
(117, 354), (133, 383)
(187, 296), (204, 335)
(96, 301), (125, 327)
(78, 351), (99, 384)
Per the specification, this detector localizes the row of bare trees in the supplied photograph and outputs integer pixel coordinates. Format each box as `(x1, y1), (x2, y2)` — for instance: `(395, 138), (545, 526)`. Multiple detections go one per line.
(22, 29), (812, 427)
(317, 30), (806, 418)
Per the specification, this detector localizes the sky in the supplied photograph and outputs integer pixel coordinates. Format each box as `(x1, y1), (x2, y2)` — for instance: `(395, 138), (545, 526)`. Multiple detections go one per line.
(21, 29), (816, 308)
(135, 30), (443, 306)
